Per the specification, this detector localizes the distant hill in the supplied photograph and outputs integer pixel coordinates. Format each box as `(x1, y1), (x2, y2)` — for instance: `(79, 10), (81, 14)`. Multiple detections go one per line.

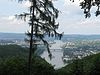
(0, 45), (45, 58)
(0, 32), (25, 40)
(0, 45), (28, 58)
(1, 32), (100, 41)
(45, 34), (100, 41)
(61, 34), (100, 41)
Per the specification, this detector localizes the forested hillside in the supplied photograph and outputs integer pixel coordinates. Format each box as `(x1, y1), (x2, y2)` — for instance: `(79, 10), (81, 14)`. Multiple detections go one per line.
(0, 45), (100, 75)
(56, 53), (100, 75)
(0, 45), (28, 58)
(0, 45), (55, 75)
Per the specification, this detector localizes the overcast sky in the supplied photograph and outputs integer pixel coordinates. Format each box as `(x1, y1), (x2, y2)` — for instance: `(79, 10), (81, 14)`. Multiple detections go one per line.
(0, 0), (100, 34)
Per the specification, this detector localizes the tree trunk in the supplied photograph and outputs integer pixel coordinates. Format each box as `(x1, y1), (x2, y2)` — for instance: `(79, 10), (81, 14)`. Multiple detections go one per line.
(28, 0), (35, 75)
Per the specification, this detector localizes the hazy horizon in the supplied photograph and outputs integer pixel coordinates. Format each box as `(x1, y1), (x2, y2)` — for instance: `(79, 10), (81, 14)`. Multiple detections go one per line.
(1, 32), (100, 35)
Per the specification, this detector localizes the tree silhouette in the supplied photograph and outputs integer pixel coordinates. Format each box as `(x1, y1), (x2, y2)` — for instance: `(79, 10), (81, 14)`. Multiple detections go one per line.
(72, 0), (100, 18)
(15, 0), (100, 75)
(16, 0), (62, 75)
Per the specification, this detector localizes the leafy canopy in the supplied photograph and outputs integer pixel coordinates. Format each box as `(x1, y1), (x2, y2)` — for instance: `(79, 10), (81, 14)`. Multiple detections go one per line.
(71, 0), (100, 18)
(16, 0), (63, 57)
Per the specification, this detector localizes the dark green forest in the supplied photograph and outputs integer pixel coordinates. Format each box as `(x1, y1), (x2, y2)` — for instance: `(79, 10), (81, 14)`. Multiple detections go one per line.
(0, 45), (100, 75)
(0, 45), (55, 75)
(56, 53), (100, 75)
(1, 0), (100, 75)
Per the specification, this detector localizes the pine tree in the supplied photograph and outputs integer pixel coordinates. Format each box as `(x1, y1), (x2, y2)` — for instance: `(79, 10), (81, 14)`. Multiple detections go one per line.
(70, 0), (100, 18)
(79, 0), (100, 18)
(17, 0), (62, 75)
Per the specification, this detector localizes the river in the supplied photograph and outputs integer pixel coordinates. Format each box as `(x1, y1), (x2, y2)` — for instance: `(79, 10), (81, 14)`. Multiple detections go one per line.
(41, 40), (67, 69)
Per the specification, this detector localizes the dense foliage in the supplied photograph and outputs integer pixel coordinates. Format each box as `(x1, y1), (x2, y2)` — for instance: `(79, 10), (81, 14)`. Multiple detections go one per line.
(0, 45), (28, 58)
(79, 0), (100, 18)
(56, 53), (100, 75)
(0, 45), (100, 75)
(0, 45), (56, 75)
(70, 0), (100, 18)
(0, 45), (45, 58)
(0, 56), (55, 75)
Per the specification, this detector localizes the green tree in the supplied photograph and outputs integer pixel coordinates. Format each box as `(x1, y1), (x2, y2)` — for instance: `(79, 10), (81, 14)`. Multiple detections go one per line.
(15, 0), (100, 75)
(90, 56), (100, 75)
(0, 56), (55, 75)
(16, 0), (62, 75)
(74, 0), (100, 18)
